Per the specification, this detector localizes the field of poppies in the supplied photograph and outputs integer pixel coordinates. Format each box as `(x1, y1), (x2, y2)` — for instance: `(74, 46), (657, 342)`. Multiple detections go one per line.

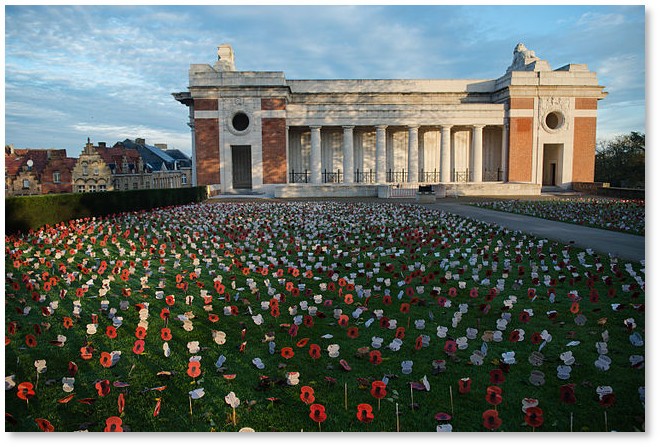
(471, 197), (645, 235)
(5, 201), (645, 432)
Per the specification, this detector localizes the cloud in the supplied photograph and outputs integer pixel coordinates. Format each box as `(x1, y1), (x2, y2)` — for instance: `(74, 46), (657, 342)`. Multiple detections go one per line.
(577, 11), (626, 29)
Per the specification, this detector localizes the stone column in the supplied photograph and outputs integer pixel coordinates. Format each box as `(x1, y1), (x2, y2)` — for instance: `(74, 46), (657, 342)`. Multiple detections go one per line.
(501, 124), (508, 182)
(342, 126), (354, 184)
(472, 125), (484, 183)
(408, 126), (419, 183)
(310, 126), (322, 185)
(375, 125), (387, 183)
(440, 125), (452, 182)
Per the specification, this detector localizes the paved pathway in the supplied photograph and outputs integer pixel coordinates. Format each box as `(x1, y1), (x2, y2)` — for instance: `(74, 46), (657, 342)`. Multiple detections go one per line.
(423, 200), (645, 262)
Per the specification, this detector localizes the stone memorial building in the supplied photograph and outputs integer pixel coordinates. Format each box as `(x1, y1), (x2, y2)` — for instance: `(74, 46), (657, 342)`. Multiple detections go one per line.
(173, 43), (606, 197)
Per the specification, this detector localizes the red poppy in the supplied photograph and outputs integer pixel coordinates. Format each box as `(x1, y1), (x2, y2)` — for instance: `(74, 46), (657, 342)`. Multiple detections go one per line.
(395, 327), (405, 340)
(458, 377), (471, 394)
(153, 398), (162, 417)
(383, 295), (392, 306)
(369, 350), (382, 365)
(208, 313), (219, 323)
(309, 403), (327, 423)
(370, 381), (387, 400)
(444, 340), (457, 355)
(135, 326), (147, 340)
(309, 344), (321, 360)
(68, 361), (78, 376)
(33, 323), (42, 335)
(132, 339), (145, 355)
(118, 393), (125, 414)
(489, 368), (505, 384)
(300, 386), (315, 404)
(415, 336), (423, 351)
(281, 347), (294, 359)
(519, 311), (531, 323)
(485, 385), (503, 406)
(469, 287), (479, 298)
(95, 379), (111, 397)
(160, 308), (170, 321)
(524, 407), (544, 428)
(344, 294), (354, 305)
(347, 326), (359, 339)
(100, 351), (113, 368)
(559, 384), (576, 404)
(448, 287), (457, 297)
(340, 359), (351, 371)
(57, 394), (75, 404)
(400, 303), (410, 314)
(159, 328), (172, 341)
(530, 332), (542, 345)
(296, 338), (310, 348)
(35, 418), (54, 432)
(338, 315), (349, 327)
(482, 409), (502, 430)
(508, 330), (520, 342)
(25, 334), (37, 348)
(106, 326), (117, 339)
(7, 321), (18, 335)
(185, 360), (201, 378)
(165, 295), (175, 306)
(70, 339), (88, 359)
(599, 393), (616, 408)
(303, 315), (314, 328)
(104, 416), (123, 432)
(356, 403), (374, 423)
(288, 324), (299, 338)
(17, 382), (35, 401)
(270, 306), (280, 318)
(570, 302), (580, 314)
(379, 316), (390, 329)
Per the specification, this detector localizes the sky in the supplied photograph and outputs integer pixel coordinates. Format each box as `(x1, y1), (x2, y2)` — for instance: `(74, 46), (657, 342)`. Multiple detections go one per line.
(3, 3), (647, 158)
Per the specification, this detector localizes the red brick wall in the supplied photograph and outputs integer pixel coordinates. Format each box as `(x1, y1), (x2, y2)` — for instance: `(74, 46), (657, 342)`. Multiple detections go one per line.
(261, 98), (286, 110)
(508, 117), (534, 182)
(41, 159), (74, 194)
(572, 117), (597, 182)
(194, 119), (221, 185)
(261, 118), (287, 184)
(575, 98), (598, 110)
(510, 98), (535, 109)
(194, 99), (218, 111)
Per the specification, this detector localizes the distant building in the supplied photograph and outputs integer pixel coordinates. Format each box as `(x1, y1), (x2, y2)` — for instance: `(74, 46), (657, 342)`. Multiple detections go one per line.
(5, 138), (192, 196)
(5, 146), (76, 196)
(174, 43), (607, 197)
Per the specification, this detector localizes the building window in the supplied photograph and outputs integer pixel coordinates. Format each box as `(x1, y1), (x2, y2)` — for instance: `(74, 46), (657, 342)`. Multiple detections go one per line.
(94, 167), (99, 176)
(89, 185), (96, 193)
(22, 179), (30, 189)
(182, 174), (187, 185)
(82, 163), (88, 176)
(77, 185), (85, 193)
(544, 111), (564, 131)
(232, 112), (250, 131)
(99, 184), (106, 191)
(53, 171), (61, 183)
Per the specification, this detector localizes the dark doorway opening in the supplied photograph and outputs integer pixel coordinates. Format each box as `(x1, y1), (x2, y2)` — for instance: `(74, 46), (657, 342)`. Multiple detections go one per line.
(231, 145), (252, 189)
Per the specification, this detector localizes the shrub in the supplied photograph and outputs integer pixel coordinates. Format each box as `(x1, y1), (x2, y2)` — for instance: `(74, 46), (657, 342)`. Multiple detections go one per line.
(5, 186), (207, 234)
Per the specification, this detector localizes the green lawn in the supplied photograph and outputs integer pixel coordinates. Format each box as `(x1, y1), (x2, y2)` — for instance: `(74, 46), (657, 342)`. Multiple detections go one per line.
(5, 201), (645, 432)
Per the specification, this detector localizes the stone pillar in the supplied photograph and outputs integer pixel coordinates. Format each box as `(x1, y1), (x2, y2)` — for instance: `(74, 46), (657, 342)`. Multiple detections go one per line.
(501, 124), (508, 182)
(440, 125), (452, 182)
(375, 125), (387, 183)
(342, 126), (354, 184)
(472, 125), (484, 183)
(407, 126), (419, 183)
(310, 126), (322, 185)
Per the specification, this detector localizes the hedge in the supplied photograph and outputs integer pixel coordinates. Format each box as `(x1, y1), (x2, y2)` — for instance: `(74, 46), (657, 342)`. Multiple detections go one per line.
(5, 186), (208, 235)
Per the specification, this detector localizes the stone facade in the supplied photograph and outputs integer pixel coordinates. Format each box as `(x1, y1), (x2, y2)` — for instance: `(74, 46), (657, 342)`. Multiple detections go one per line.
(174, 43), (607, 196)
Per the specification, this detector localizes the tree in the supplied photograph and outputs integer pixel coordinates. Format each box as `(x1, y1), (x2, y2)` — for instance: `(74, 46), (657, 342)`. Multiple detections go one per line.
(594, 131), (645, 188)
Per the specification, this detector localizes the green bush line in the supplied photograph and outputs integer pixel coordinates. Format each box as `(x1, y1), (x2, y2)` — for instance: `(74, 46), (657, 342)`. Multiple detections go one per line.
(5, 187), (208, 235)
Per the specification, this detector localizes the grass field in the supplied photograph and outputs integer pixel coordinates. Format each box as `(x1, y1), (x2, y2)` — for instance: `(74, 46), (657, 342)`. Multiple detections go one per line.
(4, 201), (645, 432)
(471, 197), (645, 235)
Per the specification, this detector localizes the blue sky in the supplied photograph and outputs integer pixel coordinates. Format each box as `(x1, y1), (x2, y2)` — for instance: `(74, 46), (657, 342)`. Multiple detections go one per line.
(4, 4), (646, 157)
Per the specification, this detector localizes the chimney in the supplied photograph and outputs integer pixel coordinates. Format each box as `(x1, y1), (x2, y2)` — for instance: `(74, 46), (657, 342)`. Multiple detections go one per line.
(98, 142), (107, 148)
(155, 143), (168, 149)
(135, 138), (146, 145)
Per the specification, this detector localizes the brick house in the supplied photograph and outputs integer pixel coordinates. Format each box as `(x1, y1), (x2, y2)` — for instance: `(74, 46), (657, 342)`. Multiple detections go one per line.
(5, 146), (76, 196)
